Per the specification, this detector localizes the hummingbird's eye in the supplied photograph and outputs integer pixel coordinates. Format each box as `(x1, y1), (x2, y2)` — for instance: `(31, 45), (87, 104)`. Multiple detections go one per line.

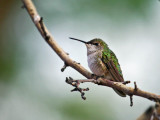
(94, 43), (99, 46)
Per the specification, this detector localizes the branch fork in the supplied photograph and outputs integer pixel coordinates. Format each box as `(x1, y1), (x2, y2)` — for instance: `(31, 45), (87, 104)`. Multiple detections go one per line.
(66, 77), (90, 100)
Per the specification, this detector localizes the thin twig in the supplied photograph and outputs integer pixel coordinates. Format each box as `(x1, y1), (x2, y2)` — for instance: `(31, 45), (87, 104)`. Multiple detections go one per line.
(134, 81), (138, 91)
(66, 77), (90, 100)
(130, 95), (133, 107)
(61, 62), (69, 72)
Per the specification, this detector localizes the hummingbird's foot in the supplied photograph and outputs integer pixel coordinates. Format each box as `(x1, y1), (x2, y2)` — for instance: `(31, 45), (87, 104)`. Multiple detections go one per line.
(91, 74), (103, 84)
(91, 74), (104, 80)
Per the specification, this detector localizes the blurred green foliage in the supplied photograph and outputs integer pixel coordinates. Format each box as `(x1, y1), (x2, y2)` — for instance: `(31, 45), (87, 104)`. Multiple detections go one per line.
(58, 100), (114, 120)
(69, 0), (153, 19)
(39, 0), (154, 25)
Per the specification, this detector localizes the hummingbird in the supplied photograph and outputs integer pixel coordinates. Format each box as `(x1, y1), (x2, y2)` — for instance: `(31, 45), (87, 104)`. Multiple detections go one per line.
(70, 37), (126, 97)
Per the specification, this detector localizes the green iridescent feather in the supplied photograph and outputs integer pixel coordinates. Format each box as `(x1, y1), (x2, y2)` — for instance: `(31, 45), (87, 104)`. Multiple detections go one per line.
(102, 45), (123, 77)
(88, 38), (123, 79)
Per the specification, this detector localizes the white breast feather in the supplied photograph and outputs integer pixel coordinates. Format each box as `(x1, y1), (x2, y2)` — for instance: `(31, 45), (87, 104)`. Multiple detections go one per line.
(87, 52), (106, 76)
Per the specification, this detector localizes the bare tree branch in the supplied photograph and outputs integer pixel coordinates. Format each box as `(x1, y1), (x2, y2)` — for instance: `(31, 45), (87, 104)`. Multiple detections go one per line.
(22, 0), (160, 106)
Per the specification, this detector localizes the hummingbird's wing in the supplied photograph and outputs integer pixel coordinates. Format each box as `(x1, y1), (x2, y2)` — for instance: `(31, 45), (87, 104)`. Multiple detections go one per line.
(102, 50), (124, 82)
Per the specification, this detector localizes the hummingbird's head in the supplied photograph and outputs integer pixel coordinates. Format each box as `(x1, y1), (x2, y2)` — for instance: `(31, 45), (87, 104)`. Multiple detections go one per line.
(69, 37), (108, 55)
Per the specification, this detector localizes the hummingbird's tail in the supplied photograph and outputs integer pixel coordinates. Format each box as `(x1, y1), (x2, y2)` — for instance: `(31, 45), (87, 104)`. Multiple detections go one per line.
(113, 88), (126, 97)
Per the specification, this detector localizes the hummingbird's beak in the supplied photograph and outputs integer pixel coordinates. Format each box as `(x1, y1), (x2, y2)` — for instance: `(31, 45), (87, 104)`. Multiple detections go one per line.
(69, 37), (88, 44)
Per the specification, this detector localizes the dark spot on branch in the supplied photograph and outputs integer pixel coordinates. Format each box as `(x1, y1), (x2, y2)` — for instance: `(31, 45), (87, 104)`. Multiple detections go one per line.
(148, 97), (155, 102)
(148, 97), (160, 103)
(122, 81), (130, 85)
(73, 61), (80, 65)
(61, 62), (69, 72)
(65, 52), (69, 55)
(39, 17), (50, 41)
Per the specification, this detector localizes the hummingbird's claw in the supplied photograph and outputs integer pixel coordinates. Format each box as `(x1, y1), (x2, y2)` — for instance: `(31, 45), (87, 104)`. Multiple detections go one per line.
(91, 74), (100, 79)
